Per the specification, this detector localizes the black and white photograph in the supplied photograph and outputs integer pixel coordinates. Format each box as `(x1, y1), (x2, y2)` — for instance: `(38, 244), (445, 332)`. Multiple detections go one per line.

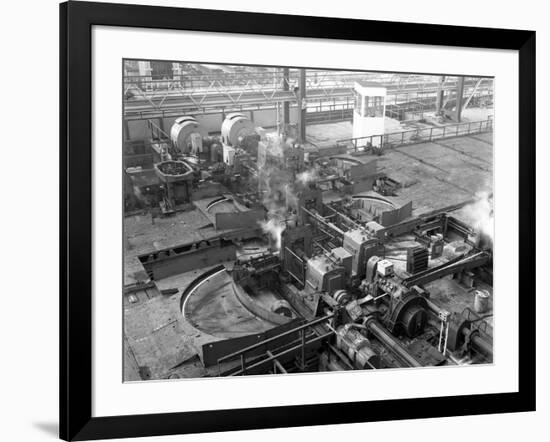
(1, 0), (543, 440)
(123, 60), (495, 381)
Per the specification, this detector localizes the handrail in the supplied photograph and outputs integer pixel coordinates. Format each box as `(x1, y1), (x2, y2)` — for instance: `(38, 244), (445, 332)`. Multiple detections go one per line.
(336, 118), (493, 152)
(217, 313), (334, 365)
(146, 119), (171, 141)
(229, 331), (334, 376)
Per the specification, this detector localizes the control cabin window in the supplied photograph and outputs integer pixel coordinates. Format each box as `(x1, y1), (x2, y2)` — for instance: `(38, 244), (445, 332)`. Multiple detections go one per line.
(362, 96), (384, 117)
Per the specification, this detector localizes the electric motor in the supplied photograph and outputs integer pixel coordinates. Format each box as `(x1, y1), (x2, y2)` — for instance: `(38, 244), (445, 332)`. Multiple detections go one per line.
(170, 116), (208, 153)
(221, 113), (255, 147)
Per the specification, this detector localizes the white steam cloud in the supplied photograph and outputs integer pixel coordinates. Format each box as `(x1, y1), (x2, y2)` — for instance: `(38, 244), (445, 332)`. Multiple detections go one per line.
(256, 133), (319, 251)
(463, 190), (494, 245)
(260, 217), (286, 251)
(296, 168), (318, 186)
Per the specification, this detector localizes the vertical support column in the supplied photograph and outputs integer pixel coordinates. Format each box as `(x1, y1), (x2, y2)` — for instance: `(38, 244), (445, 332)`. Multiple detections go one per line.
(455, 76), (465, 122)
(123, 120), (130, 142)
(172, 62), (183, 87)
(276, 102), (282, 136)
(157, 117), (165, 136)
(137, 60), (152, 90)
(443, 322), (450, 354)
(282, 67), (290, 126)
(297, 69), (307, 143)
(165, 182), (173, 208)
(301, 329), (306, 370)
(435, 75), (446, 115)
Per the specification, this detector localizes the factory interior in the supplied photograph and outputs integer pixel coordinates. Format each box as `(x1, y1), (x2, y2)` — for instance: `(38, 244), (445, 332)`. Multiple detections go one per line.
(123, 61), (494, 381)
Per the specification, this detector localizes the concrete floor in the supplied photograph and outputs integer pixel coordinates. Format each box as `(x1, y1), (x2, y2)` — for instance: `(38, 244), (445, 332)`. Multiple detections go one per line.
(124, 262), (297, 380)
(124, 263), (225, 380)
(380, 133), (492, 215)
(124, 207), (250, 286)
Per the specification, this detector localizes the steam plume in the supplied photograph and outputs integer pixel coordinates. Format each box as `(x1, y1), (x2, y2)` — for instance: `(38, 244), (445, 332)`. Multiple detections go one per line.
(260, 217), (286, 251)
(257, 133), (319, 250)
(463, 190), (494, 245)
(296, 168), (318, 186)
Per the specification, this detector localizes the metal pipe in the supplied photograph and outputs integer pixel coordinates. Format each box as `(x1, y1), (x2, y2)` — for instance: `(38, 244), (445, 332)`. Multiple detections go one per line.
(316, 225), (339, 240)
(300, 206), (344, 236)
(324, 356), (349, 372)
(425, 299), (443, 316)
(266, 351), (287, 374)
(305, 279), (317, 290)
(327, 344), (355, 370)
(324, 204), (360, 228)
(364, 317), (422, 367)
(403, 251), (490, 288)
(287, 269), (305, 286)
(467, 331), (493, 357)
(284, 247), (304, 262)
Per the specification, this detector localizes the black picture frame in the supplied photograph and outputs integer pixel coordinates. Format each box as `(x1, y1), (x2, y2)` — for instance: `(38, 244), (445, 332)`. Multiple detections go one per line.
(60, 1), (536, 440)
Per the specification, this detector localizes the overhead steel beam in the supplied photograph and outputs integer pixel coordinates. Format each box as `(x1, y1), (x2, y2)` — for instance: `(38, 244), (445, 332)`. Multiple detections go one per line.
(283, 67), (290, 125)
(455, 76), (465, 122)
(435, 76), (446, 114)
(123, 75), (492, 121)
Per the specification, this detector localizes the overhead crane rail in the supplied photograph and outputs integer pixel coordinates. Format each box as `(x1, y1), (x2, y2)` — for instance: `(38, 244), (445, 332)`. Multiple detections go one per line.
(124, 70), (493, 120)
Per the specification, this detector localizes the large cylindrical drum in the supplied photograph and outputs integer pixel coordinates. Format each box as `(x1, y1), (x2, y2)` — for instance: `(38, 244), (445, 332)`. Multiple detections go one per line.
(221, 113), (255, 147)
(400, 305), (427, 338)
(170, 116), (208, 153)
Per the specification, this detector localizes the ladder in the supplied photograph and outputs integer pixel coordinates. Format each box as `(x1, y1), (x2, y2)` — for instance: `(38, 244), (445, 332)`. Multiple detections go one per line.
(438, 310), (451, 354)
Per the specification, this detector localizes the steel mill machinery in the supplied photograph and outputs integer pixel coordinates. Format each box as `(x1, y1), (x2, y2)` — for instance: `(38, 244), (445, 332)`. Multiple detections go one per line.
(154, 160), (195, 214)
(124, 103), (494, 380)
(170, 115), (208, 156)
(161, 185), (494, 377)
(124, 116), (493, 377)
(217, 112), (262, 184)
(221, 112), (260, 160)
